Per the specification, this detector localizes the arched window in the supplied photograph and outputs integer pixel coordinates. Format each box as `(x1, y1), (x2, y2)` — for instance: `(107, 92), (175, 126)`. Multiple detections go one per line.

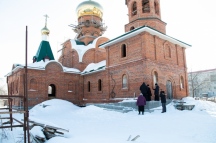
(98, 79), (102, 91)
(154, 1), (160, 15)
(180, 76), (184, 89)
(130, 26), (135, 31)
(153, 71), (158, 85)
(30, 78), (37, 91)
(48, 84), (56, 97)
(142, 0), (150, 13)
(68, 81), (73, 92)
(132, 2), (137, 16)
(88, 81), (91, 92)
(122, 74), (128, 89)
(121, 44), (127, 58)
(16, 79), (19, 93)
(12, 82), (14, 94)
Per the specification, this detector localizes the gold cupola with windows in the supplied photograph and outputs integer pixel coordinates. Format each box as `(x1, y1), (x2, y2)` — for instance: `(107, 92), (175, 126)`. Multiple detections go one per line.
(76, 0), (103, 19)
(70, 0), (107, 45)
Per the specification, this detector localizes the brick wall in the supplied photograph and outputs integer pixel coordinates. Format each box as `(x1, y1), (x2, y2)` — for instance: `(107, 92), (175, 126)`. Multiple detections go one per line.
(104, 31), (188, 100)
(8, 61), (82, 107)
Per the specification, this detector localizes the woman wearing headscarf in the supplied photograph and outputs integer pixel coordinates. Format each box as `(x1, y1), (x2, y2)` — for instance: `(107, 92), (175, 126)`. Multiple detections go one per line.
(136, 93), (146, 115)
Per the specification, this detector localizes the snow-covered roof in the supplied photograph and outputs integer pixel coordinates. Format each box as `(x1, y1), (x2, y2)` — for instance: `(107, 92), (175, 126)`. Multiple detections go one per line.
(6, 60), (107, 77)
(71, 36), (103, 62)
(81, 60), (106, 75)
(5, 60), (80, 76)
(99, 26), (191, 48)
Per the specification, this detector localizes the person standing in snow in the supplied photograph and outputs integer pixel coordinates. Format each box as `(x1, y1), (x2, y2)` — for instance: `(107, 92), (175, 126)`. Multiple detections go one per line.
(160, 90), (166, 113)
(139, 82), (148, 100)
(136, 93), (146, 115)
(153, 83), (159, 101)
(146, 84), (152, 101)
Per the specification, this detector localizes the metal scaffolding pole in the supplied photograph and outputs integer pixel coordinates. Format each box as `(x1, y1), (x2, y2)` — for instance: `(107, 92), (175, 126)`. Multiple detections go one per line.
(0, 27), (30, 143)
(24, 25), (30, 143)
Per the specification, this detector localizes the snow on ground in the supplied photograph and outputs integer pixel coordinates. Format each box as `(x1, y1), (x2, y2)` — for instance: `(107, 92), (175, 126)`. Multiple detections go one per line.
(1, 97), (216, 143)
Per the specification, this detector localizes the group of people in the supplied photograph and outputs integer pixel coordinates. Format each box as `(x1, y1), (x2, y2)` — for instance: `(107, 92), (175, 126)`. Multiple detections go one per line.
(139, 82), (160, 101)
(136, 82), (166, 115)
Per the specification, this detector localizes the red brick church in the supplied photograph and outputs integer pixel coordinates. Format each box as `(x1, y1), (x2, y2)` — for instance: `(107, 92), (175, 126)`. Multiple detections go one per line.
(6, 0), (191, 107)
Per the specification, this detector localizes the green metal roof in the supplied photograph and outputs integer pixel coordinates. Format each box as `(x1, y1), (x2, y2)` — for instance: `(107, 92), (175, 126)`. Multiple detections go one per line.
(34, 41), (55, 62)
(75, 40), (93, 45)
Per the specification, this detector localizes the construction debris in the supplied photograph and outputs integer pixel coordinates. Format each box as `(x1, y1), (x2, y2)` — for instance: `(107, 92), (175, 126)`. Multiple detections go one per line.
(27, 119), (69, 142)
(131, 135), (140, 141)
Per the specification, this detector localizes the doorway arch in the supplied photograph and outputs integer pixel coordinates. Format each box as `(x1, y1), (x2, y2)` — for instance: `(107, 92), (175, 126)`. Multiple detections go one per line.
(166, 80), (173, 99)
(48, 84), (56, 98)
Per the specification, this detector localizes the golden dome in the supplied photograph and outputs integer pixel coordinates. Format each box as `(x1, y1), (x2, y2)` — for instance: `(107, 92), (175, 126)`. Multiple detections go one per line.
(41, 26), (50, 35)
(76, 0), (103, 19)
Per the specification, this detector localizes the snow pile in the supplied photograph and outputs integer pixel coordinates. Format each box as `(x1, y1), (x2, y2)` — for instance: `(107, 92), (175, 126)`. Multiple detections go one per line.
(1, 97), (216, 143)
(30, 99), (80, 113)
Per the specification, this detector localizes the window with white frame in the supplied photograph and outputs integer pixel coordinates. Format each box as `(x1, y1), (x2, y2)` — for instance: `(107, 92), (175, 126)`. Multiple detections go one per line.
(122, 74), (128, 89)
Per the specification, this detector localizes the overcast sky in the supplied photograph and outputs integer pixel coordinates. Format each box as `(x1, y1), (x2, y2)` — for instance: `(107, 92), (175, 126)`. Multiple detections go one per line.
(1, 0), (216, 78)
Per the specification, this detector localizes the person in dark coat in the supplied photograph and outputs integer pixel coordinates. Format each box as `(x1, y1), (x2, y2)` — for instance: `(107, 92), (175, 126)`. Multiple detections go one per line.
(153, 83), (159, 101)
(146, 84), (152, 101)
(160, 90), (166, 113)
(139, 82), (148, 100)
(136, 93), (146, 115)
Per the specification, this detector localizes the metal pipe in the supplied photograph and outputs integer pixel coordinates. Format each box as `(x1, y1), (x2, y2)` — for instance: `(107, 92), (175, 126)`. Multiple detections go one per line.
(23, 73), (26, 143)
(25, 25), (30, 143)
(23, 26), (27, 143)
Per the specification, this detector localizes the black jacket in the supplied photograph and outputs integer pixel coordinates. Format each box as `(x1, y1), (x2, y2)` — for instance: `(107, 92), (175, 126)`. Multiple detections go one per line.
(153, 85), (159, 96)
(160, 92), (166, 103)
(140, 82), (147, 96)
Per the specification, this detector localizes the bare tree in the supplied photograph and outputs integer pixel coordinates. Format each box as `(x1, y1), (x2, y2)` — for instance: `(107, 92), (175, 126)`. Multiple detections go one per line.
(188, 71), (210, 98)
(0, 85), (7, 95)
(0, 78), (7, 95)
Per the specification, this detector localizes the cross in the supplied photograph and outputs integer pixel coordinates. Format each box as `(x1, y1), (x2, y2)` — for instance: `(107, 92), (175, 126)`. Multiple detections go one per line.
(44, 14), (49, 26)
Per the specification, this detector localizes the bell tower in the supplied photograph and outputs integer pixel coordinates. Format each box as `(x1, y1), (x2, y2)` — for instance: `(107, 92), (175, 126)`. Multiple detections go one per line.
(125, 0), (166, 34)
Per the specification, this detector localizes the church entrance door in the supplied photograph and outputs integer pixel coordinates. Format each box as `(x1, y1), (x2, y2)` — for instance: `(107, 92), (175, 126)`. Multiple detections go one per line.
(166, 81), (173, 99)
(48, 84), (56, 98)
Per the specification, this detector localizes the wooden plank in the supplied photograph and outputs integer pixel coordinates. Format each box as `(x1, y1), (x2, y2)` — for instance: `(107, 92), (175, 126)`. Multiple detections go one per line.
(28, 120), (69, 132)
(13, 118), (24, 125)
(0, 125), (23, 128)
(0, 111), (26, 114)
(0, 95), (24, 98)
